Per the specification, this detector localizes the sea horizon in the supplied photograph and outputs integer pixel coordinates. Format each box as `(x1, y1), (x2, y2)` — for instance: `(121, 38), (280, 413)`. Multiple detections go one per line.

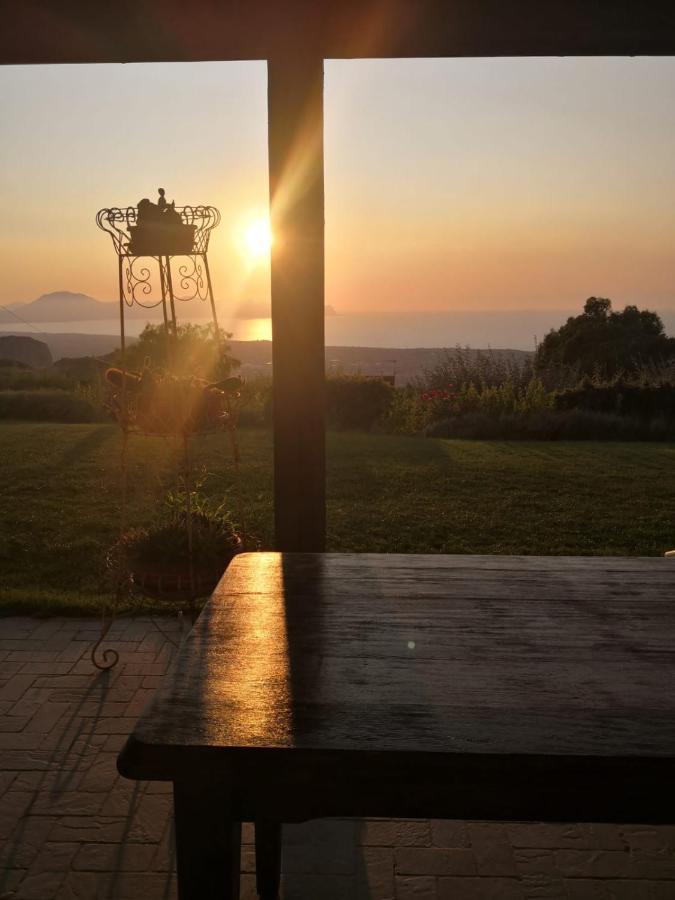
(3, 307), (675, 351)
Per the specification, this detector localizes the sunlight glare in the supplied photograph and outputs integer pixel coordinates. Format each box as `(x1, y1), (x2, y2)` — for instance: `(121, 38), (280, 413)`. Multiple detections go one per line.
(244, 217), (273, 260)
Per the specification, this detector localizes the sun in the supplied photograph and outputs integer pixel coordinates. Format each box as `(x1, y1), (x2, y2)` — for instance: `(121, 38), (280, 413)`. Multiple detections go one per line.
(244, 217), (273, 259)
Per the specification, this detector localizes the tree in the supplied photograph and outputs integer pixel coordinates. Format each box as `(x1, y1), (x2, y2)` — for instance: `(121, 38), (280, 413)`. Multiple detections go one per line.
(110, 323), (239, 381)
(535, 297), (675, 380)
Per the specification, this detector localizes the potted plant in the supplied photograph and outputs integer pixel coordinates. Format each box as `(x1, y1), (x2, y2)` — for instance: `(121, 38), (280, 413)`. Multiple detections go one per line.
(111, 487), (244, 618)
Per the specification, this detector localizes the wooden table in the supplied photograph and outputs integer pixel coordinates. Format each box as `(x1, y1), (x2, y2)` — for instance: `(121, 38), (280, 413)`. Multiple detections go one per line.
(117, 552), (675, 899)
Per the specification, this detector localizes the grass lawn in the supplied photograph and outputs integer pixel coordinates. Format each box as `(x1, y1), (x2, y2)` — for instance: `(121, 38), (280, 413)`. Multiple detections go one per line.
(1, 422), (674, 614)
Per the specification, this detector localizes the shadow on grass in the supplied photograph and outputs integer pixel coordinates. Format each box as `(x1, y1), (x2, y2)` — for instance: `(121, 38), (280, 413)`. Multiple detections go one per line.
(57, 424), (112, 468)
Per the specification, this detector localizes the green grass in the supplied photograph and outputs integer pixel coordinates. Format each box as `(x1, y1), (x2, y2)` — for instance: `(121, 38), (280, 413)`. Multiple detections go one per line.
(1, 422), (674, 615)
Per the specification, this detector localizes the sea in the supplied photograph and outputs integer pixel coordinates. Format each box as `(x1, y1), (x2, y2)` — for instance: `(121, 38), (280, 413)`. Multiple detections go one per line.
(3, 308), (675, 350)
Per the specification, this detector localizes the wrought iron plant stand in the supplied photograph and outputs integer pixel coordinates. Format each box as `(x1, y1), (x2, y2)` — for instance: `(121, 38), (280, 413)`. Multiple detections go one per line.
(92, 191), (238, 669)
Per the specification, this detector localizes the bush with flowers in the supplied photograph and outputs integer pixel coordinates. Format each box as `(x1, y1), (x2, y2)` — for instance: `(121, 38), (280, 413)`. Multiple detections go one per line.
(382, 377), (554, 435)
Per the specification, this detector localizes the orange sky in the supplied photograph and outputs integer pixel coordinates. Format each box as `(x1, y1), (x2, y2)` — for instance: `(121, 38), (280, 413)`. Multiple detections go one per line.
(1, 57), (675, 317)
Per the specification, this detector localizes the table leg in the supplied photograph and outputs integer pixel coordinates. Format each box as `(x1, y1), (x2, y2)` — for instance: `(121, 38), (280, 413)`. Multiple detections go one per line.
(173, 780), (241, 900)
(255, 820), (282, 900)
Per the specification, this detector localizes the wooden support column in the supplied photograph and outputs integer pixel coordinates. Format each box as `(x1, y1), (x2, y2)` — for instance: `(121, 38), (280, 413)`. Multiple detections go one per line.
(268, 55), (326, 552)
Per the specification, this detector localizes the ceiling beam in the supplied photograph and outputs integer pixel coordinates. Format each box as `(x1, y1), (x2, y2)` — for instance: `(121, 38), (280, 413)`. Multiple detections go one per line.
(3, 1), (675, 66)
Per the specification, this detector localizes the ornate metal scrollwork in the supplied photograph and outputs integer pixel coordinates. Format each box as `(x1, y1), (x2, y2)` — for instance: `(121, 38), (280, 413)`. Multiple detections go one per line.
(95, 206), (135, 256)
(96, 204), (220, 259)
(96, 203), (221, 314)
(91, 622), (120, 671)
(173, 254), (210, 305)
(92, 195), (223, 669)
(123, 256), (161, 308)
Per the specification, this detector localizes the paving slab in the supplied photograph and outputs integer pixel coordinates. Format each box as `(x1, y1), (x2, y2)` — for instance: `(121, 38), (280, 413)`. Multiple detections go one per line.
(1, 616), (675, 899)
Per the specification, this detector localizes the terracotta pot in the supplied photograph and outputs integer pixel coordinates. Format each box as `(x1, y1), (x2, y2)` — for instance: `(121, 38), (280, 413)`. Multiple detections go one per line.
(130, 548), (240, 604)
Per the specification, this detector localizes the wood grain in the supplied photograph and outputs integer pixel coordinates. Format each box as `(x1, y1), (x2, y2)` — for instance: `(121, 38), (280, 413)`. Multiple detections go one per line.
(119, 552), (675, 823)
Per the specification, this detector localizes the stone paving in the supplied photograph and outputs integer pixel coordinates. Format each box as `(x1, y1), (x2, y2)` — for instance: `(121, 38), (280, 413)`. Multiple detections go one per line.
(2, 616), (675, 900)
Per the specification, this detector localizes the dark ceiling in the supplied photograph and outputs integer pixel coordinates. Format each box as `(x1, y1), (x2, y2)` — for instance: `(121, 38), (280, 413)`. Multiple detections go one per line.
(2, 0), (675, 65)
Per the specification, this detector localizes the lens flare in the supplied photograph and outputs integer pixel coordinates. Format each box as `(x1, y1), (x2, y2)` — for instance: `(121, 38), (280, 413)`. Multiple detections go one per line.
(244, 218), (273, 259)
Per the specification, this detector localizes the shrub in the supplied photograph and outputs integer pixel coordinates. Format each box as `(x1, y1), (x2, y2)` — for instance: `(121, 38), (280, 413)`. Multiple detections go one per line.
(427, 409), (675, 441)
(555, 380), (675, 419)
(381, 377), (554, 435)
(427, 412), (507, 440)
(108, 323), (239, 381)
(53, 357), (106, 384)
(325, 376), (395, 430)
(236, 375), (272, 428)
(0, 365), (76, 392)
(419, 347), (534, 391)
(378, 386), (432, 434)
(0, 390), (106, 423)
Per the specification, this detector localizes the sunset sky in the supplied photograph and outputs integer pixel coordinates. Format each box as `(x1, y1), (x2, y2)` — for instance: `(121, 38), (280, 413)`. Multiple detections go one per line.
(1, 56), (675, 323)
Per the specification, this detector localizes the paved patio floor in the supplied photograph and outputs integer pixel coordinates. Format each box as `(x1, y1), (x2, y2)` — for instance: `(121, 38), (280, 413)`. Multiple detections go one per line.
(2, 616), (675, 900)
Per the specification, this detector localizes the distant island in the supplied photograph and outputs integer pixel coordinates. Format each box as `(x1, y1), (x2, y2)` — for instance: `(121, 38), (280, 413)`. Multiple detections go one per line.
(3, 289), (672, 373)
(0, 291), (153, 324)
(0, 291), (336, 324)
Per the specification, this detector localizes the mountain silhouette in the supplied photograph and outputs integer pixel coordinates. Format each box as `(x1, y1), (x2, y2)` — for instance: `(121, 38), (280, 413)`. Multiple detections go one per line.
(1, 291), (337, 324)
(0, 291), (118, 323)
(0, 291), (163, 323)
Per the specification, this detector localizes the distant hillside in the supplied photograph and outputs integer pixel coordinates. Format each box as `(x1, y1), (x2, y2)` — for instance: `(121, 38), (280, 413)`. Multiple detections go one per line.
(0, 291), (156, 324)
(0, 291), (118, 323)
(0, 335), (52, 368)
(0, 331), (531, 381)
(0, 331), (134, 360)
(230, 341), (531, 384)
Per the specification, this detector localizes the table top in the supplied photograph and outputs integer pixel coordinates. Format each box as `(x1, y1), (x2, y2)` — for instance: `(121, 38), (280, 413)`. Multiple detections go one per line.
(118, 553), (675, 779)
